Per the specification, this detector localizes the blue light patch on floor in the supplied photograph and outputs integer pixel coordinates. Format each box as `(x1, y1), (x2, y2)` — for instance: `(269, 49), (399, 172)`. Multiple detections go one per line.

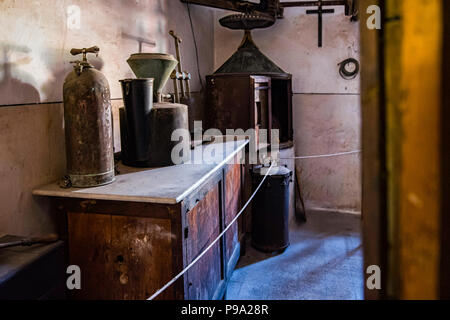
(225, 210), (364, 300)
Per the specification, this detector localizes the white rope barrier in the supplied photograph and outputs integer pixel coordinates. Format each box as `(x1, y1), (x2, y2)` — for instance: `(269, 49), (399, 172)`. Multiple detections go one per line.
(147, 163), (275, 301)
(280, 150), (361, 160)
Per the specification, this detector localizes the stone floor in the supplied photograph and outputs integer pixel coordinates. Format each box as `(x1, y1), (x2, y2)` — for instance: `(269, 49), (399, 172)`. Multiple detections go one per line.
(225, 210), (364, 300)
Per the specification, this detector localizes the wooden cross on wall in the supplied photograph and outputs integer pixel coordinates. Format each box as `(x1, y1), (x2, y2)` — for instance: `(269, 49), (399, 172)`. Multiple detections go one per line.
(306, 0), (335, 47)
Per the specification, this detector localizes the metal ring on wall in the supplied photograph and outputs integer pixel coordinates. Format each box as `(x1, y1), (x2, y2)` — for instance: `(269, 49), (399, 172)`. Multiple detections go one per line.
(338, 58), (360, 80)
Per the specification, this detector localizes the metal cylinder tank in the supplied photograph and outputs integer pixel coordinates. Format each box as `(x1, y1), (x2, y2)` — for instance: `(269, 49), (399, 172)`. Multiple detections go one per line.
(148, 103), (189, 167)
(251, 166), (292, 253)
(119, 78), (154, 167)
(63, 47), (115, 187)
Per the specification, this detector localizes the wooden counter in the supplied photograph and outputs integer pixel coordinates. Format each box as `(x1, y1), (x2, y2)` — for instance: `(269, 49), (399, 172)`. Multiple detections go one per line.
(33, 140), (248, 300)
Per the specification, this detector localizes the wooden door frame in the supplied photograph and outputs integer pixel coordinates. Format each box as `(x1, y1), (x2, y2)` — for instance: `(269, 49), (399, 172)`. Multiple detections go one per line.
(440, 1), (450, 300)
(359, 0), (388, 300)
(361, 0), (450, 299)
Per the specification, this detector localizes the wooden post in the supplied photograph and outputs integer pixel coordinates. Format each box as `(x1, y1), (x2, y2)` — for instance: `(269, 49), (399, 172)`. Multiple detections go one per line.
(361, 0), (445, 300)
(359, 0), (387, 301)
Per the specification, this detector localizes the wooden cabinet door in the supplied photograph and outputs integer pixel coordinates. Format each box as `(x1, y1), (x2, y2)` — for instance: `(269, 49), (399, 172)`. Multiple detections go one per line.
(206, 75), (252, 132)
(67, 212), (174, 300)
(185, 184), (223, 300)
(225, 162), (243, 275)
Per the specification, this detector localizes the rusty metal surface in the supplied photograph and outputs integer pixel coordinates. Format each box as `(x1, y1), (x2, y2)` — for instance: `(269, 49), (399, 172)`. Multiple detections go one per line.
(219, 13), (276, 30)
(148, 103), (189, 167)
(214, 31), (285, 74)
(63, 49), (115, 187)
(206, 73), (293, 146)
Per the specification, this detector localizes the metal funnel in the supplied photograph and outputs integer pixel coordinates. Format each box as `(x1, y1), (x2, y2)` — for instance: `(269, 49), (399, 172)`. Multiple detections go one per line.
(127, 53), (178, 102)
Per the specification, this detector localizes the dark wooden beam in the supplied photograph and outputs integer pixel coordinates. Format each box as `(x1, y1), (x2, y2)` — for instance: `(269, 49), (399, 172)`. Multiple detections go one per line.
(280, 0), (346, 7)
(440, 0), (450, 300)
(180, 0), (262, 13)
(280, 0), (357, 16)
(359, 0), (388, 300)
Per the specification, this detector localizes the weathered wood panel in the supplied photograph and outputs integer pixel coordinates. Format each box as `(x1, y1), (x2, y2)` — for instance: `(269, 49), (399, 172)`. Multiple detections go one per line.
(225, 163), (242, 266)
(398, 0), (442, 299)
(206, 75), (252, 133)
(440, 0), (450, 300)
(362, 0), (444, 300)
(185, 184), (222, 300)
(385, 0), (442, 300)
(359, 0), (387, 300)
(59, 198), (178, 219)
(186, 233), (222, 300)
(67, 212), (174, 300)
(186, 185), (221, 264)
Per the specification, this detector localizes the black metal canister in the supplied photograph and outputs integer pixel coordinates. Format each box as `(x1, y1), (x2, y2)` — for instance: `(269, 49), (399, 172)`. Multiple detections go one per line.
(251, 166), (292, 253)
(63, 47), (115, 187)
(148, 103), (189, 167)
(119, 78), (154, 167)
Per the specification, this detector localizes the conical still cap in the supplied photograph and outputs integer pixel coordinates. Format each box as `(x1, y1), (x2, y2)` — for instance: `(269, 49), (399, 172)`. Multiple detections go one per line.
(127, 53), (178, 97)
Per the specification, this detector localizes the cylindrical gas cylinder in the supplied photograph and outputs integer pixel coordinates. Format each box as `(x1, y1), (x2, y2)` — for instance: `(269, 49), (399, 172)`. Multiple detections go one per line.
(63, 46), (115, 187)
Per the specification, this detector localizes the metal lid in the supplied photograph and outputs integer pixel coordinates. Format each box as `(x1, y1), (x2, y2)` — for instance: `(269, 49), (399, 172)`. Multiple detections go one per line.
(219, 13), (276, 30)
(252, 166), (292, 177)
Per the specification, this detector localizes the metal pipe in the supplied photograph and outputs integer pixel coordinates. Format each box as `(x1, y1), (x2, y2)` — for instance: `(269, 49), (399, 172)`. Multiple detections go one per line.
(169, 30), (185, 100)
(184, 72), (191, 98)
(171, 70), (180, 103)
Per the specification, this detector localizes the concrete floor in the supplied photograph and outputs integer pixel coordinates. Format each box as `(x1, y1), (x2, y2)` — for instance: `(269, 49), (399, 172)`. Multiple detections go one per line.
(225, 210), (364, 300)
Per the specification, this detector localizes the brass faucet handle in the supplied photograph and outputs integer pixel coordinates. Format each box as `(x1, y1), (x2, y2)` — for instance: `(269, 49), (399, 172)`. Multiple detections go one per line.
(70, 46), (100, 62)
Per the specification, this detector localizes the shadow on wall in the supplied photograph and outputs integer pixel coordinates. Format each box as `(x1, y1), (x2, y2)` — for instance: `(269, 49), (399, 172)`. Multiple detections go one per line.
(41, 51), (106, 104)
(0, 44), (40, 106)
